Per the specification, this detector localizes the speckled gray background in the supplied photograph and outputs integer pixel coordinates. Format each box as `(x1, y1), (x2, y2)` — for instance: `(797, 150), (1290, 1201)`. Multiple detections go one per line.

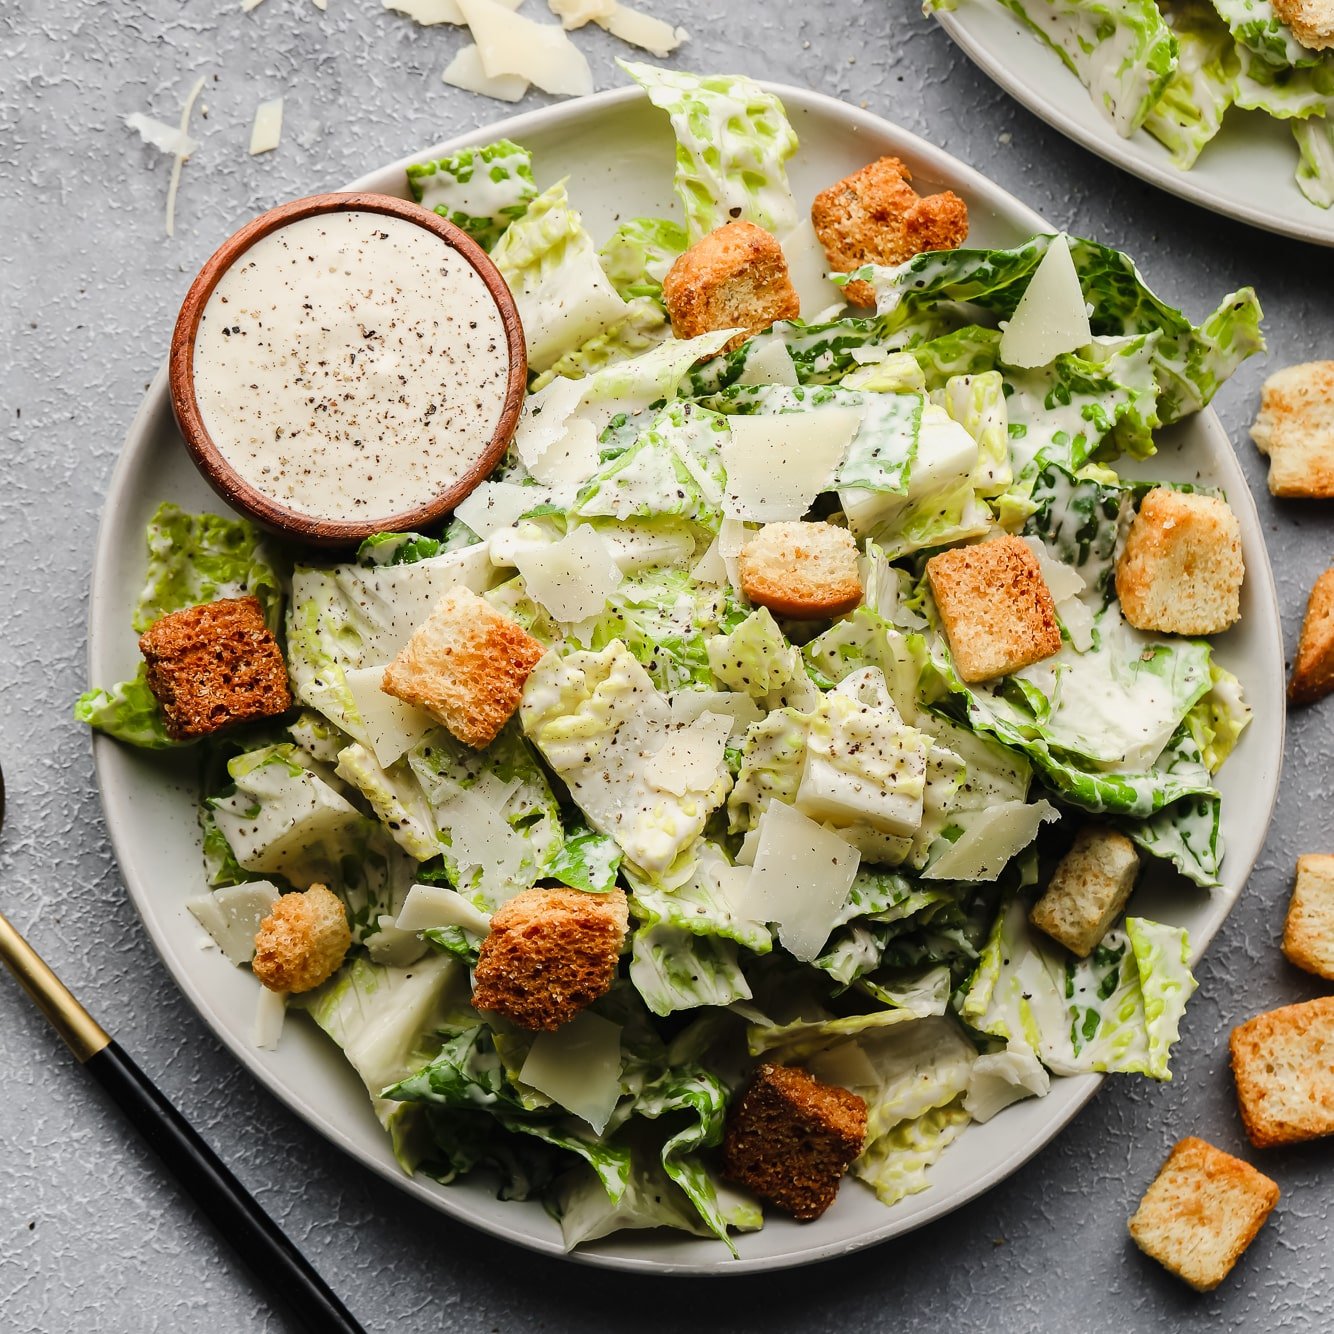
(1, 1), (1332, 1329)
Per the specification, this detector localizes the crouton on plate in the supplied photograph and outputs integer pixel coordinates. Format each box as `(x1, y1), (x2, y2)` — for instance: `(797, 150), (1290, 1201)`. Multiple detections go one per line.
(1115, 488), (1244, 636)
(739, 521), (863, 619)
(1029, 826), (1139, 957)
(382, 588), (546, 751)
(1271, 1), (1334, 57)
(1290, 567), (1334, 705)
(1128, 1137), (1279, 1292)
(811, 156), (969, 308)
(471, 885), (629, 1032)
(925, 534), (1062, 683)
(661, 220), (800, 353)
(138, 595), (292, 742)
(252, 884), (351, 994)
(722, 1063), (867, 1221)
(1231, 996), (1334, 1147)
(1283, 854), (1334, 980)
(1250, 360), (1334, 497)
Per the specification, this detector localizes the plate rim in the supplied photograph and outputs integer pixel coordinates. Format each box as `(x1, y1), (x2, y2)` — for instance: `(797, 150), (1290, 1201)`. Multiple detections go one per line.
(87, 79), (1286, 1276)
(934, 4), (1334, 249)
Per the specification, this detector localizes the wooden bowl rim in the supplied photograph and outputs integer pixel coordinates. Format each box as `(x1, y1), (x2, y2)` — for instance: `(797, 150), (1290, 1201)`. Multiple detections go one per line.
(169, 191), (528, 549)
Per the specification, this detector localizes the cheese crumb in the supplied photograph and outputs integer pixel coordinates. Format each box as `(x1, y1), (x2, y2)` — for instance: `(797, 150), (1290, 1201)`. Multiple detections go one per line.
(249, 98), (284, 156)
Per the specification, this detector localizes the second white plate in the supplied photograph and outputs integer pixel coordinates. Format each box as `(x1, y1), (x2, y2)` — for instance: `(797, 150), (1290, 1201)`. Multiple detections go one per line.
(935, 0), (1334, 248)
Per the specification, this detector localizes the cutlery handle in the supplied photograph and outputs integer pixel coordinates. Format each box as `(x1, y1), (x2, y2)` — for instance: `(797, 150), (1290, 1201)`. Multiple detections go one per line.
(85, 1040), (364, 1334)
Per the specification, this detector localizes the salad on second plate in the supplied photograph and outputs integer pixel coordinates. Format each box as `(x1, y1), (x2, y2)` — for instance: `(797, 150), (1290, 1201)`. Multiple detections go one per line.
(79, 64), (1264, 1251)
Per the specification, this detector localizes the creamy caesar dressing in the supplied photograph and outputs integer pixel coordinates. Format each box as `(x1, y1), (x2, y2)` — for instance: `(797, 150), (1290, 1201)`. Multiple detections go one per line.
(194, 210), (511, 521)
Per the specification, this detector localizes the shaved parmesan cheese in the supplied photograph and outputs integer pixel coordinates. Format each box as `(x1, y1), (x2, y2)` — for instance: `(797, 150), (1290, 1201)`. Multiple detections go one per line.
(514, 524), (623, 622)
(312, 0), (327, 10)
(1021, 536), (1094, 652)
(187, 882), (281, 965)
(395, 883), (492, 936)
(242, 0), (269, 11)
(999, 234), (1091, 370)
(737, 339), (799, 388)
(254, 984), (287, 1050)
(735, 827), (761, 866)
(528, 417), (599, 491)
(455, 481), (541, 538)
(722, 408), (860, 521)
(646, 711), (732, 796)
(249, 98), (284, 156)
(548, 0), (616, 27)
(964, 1046), (1050, 1122)
(718, 516), (752, 593)
(513, 376), (587, 470)
(388, 0), (520, 21)
(343, 664), (435, 767)
(807, 1041), (881, 1091)
(779, 219), (842, 319)
(365, 915), (430, 967)
(458, 0), (594, 97)
(519, 1011), (623, 1132)
(595, 2), (688, 55)
(691, 536), (727, 585)
(165, 76), (206, 239)
(442, 44), (530, 103)
(922, 800), (1059, 882)
(668, 688), (763, 735)
(124, 114), (199, 159)
(747, 802), (860, 962)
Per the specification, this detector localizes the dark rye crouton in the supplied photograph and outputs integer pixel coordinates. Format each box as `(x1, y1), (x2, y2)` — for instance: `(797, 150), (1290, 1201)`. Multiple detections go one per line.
(811, 157), (969, 308)
(925, 535), (1062, 684)
(1128, 1137), (1279, 1292)
(661, 221), (800, 353)
(722, 1064), (868, 1221)
(1231, 996), (1334, 1148)
(471, 886), (629, 1032)
(1289, 568), (1334, 705)
(382, 588), (546, 750)
(139, 595), (292, 741)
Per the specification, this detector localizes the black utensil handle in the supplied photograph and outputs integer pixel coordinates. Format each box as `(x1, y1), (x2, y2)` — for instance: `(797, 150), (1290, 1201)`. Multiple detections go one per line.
(85, 1041), (364, 1334)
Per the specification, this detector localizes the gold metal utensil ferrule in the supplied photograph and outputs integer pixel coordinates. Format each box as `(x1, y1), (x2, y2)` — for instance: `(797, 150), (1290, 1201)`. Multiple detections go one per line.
(0, 910), (110, 1062)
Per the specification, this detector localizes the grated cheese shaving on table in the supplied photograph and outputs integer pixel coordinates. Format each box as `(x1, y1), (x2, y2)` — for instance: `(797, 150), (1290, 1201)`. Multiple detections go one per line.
(248, 97), (284, 155)
(165, 76), (206, 239)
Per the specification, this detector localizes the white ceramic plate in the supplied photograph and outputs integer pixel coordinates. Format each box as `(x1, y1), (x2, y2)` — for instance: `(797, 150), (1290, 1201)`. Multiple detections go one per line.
(89, 82), (1286, 1275)
(935, 1), (1334, 248)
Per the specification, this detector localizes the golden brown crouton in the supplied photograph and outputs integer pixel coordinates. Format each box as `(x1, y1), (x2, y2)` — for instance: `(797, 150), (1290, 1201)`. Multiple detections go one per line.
(138, 596), (292, 742)
(382, 588), (545, 750)
(1283, 854), (1334, 980)
(1231, 996), (1334, 1148)
(661, 221), (800, 354)
(471, 886), (628, 1032)
(1115, 488), (1244, 636)
(925, 535), (1062, 683)
(1271, 0), (1334, 52)
(1128, 1137), (1279, 1292)
(252, 884), (351, 993)
(722, 1063), (867, 1221)
(1249, 360), (1334, 496)
(1289, 568), (1334, 705)
(1029, 826), (1139, 957)
(811, 157), (969, 308)
(739, 521), (862, 619)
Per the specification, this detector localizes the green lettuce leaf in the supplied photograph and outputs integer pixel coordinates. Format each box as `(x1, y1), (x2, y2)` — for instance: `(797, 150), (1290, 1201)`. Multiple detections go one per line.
(405, 138), (537, 251)
(74, 668), (175, 749)
(1295, 119), (1334, 207)
(1142, 1), (1240, 168)
(598, 217), (688, 302)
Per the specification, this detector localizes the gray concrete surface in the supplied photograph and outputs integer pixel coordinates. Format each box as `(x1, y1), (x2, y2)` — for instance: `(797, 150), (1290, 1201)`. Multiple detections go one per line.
(1, 1), (1332, 1329)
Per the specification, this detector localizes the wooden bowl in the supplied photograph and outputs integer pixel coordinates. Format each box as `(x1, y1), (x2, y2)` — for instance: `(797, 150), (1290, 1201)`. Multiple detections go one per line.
(169, 192), (528, 549)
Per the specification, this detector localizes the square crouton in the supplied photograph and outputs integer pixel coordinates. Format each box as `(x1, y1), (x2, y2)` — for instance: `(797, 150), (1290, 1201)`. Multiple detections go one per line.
(1231, 996), (1334, 1147)
(661, 221), (800, 354)
(811, 157), (969, 308)
(1284, 855), (1334, 979)
(1270, 1), (1334, 58)
(1289, 568), (1334, 705)
(138, 596), (292, 742)
(739, 521), (862, 619)
(722, 1064), (868, 1221)
(1115, 488), (1244, 636)
(382, 588), (545, 750)
(471, 886), (628, 1032)
(925, 535), (1062, 683)
(1029, 826), (1139, 957)
(1128, 1137), (1279, 1292)
(1250, 361), (1334, 497)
